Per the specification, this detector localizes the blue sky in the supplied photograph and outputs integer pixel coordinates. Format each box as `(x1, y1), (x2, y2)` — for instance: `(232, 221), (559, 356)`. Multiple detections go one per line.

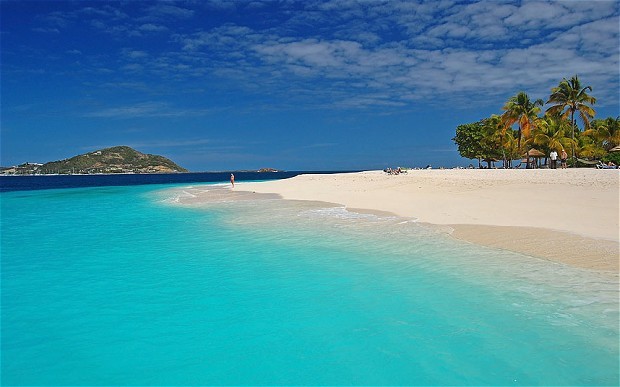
(2, 0), (619, 171)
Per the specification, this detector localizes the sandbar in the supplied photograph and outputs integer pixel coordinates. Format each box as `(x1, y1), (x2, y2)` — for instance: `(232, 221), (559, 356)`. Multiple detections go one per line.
(239, 169), (619, 272)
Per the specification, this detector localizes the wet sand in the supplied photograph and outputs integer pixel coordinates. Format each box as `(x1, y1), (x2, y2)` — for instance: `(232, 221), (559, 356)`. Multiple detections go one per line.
(239, 169), (620, 272)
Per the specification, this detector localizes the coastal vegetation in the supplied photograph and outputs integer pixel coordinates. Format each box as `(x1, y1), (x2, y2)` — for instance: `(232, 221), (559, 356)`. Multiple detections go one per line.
(453, 75), (619, 168)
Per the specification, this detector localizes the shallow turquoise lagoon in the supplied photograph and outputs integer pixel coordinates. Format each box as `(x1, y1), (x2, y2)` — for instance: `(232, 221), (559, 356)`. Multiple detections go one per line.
(2, 184), (618, 385)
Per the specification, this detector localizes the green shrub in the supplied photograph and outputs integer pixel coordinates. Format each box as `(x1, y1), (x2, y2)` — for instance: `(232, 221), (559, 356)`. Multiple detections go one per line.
(602, 152), (620, 165)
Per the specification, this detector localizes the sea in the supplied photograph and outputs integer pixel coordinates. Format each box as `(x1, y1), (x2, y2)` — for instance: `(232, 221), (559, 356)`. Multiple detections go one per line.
(1, 173), (618, 385)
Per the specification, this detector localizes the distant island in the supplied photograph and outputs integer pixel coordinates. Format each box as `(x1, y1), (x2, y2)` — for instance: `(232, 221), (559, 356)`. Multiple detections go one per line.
(1, 146), (188, 175)
(0, 146), (286, 175)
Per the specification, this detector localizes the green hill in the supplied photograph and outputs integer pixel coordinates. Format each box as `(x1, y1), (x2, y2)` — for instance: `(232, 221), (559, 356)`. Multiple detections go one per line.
(39, 146), (188, 174)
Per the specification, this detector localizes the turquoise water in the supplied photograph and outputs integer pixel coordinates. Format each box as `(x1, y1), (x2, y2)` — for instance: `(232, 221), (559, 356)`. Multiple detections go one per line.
(2, 183), (618, 385)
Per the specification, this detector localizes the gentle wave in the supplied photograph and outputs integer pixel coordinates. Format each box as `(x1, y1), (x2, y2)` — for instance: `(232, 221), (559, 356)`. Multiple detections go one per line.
(298, 206), (385, 220)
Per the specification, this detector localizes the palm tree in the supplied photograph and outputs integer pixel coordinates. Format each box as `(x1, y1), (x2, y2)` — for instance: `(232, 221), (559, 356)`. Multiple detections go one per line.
(501, 91), (544, 168)
(585, 116), (620, 151)
(546, 75), (597, 162)
(482, 115), (508, 167)
(503, 131), (521, 167)
(531, 114), (575, 158)
(578, 134), (607, 160)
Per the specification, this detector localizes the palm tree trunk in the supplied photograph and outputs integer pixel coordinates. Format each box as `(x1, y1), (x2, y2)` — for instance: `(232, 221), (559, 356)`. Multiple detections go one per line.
(501, 134), (507, 168)
(526, 152), (530, 168)
(571, 110), (576, 165)
(518, 126), (530, 168)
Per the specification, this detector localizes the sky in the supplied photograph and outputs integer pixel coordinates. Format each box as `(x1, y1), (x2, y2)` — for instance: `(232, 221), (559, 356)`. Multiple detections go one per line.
(1, 0), (619, 171)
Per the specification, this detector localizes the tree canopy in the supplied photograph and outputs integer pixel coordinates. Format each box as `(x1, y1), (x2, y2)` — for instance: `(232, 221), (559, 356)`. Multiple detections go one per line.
(453, 75), (616, 168)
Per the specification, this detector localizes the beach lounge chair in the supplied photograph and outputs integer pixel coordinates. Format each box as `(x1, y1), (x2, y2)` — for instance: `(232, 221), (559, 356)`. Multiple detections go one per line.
(596, 162), (618, 169)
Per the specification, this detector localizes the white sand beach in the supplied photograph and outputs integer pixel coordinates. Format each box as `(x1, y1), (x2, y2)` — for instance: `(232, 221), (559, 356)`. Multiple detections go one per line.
(240, 169), (619, 272)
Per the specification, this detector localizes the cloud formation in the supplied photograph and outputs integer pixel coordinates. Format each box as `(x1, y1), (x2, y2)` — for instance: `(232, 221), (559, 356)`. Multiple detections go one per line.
(15, 0), (620, 111)
(83, 102), (216, 119)
(165, 0), (619, 109)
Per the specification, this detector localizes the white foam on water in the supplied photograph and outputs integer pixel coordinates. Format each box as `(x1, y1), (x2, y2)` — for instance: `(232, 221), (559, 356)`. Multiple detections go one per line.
(155, 187), (200, 204)
(154, 184), (619, 336)
(297, 206), (383, 220)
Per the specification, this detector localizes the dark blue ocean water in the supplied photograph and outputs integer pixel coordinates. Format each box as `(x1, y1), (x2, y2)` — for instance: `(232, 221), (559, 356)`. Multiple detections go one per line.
(0, 171), (353, 192)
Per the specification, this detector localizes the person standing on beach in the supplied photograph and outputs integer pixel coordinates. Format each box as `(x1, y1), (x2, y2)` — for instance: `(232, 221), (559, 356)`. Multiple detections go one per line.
(550, 149), (558, 169)
(560, 149), (568, 169)
(230, 173), (235, 188)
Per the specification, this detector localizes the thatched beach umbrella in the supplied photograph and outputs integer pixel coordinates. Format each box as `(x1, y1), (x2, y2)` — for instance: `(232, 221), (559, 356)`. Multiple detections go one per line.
(523, 148), (546, 168)
(609, 145), (620, 152)
(524, 149), (545, 158)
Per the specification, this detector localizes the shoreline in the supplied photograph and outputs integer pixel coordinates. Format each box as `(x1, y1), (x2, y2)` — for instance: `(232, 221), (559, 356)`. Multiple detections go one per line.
(239, 169), (619, 273)
(448, 224), (619, 273)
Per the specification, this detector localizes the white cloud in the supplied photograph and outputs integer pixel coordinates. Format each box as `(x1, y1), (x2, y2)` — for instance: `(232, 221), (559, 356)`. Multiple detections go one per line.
(147, 4), (195, 19)
(83, 102), (167, 118)
(33, 27), (60, 34)
(121, 63), (144, 72)
(254, 39), (364, 69)
(139, 23), (168, 32)
(27, 0), (619, 110)
(79, 5), (128, 20)
(123, 50), (149, 59)
(90, 20), (106, 30)
(83, 102), (218, 119)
